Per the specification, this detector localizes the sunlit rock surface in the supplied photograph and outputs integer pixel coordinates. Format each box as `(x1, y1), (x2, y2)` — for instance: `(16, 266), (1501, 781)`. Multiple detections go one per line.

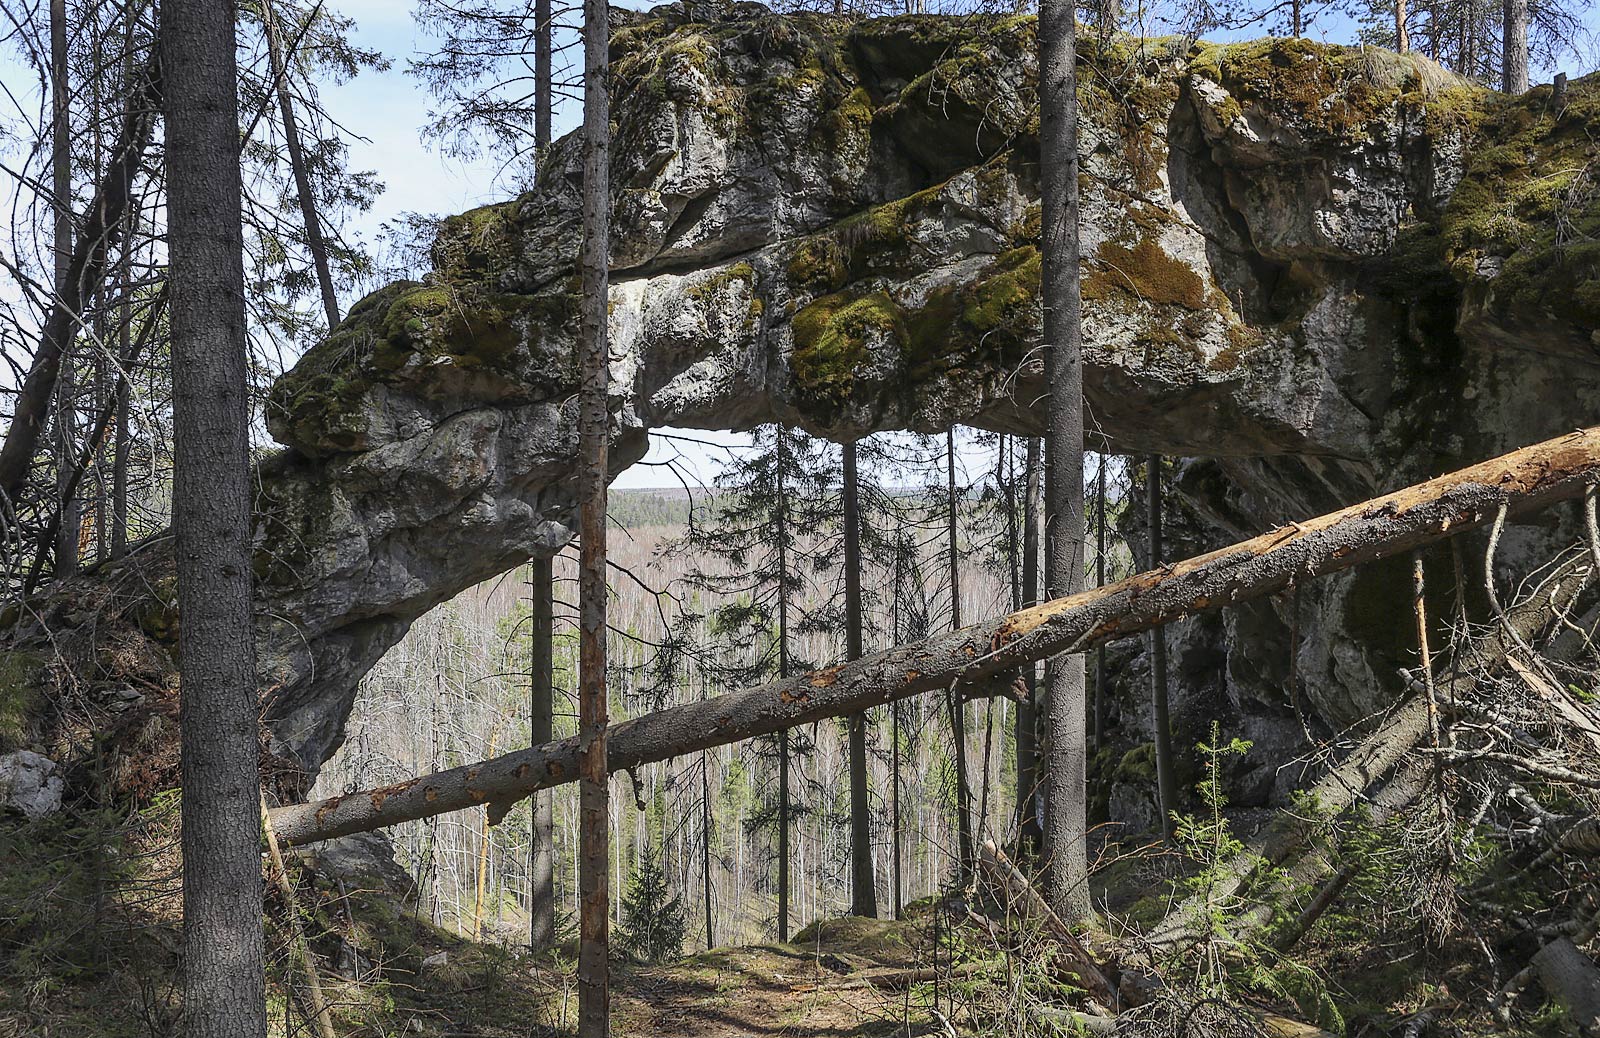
(248, 2), (1600, 775)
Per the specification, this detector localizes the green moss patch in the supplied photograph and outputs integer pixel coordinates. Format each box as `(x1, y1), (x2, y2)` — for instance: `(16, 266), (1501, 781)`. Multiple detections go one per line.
(791, 289), (905, 411)
(1085, 237), (1209, 310)
(1435, 72), (1600, 329)
(1187, 38), (1483, 142)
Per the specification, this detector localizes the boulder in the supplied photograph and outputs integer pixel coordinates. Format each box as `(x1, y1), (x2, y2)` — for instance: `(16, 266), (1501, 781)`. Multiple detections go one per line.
(0, 750), (64, 820)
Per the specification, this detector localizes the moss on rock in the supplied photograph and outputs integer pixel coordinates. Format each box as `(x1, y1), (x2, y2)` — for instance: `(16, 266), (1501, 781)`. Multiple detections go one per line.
(790, 289), (905, 410)
(1187, 37), (1484, 142)
(1436, 72), (1600, 330)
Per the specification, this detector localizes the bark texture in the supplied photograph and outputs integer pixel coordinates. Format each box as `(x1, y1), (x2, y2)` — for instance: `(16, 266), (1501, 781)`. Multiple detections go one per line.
(529, 555), (556, 951)
(1039, 0), (1089, 922)
(844, 442), (877, 917)
(163, 0), (266, 1033)
(577, 0), (611, 1029)
(268, 426), (1600, 848)
(1501, 0), (1529, 93)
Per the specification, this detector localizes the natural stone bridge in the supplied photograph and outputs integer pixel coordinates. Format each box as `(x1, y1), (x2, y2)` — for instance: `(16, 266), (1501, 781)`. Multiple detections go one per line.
(223, 3), (1598, 781)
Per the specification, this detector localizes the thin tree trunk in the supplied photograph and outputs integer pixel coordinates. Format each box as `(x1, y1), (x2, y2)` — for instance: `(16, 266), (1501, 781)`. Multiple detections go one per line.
(1016, 436), (1042, 854)
(776, 425), (791, 942)
(50, 0), (79, 579)
(1147, 456), (1178, 842)
(260, 795), (337, 1038)
(1093, 458), (1106, 753)
(1040, 0), (1090, 923)
(269, 426), (1600, 848)
(1396, 0), (1410, 52)
(845, 441), (877, 917)
(1501, 0), (1529, 92)
(0, 54), (158, 502)
(891, 544), (903, 917)
(946, 430), (974, 882)
(263, 0), (339, 331)
(702, 746), (714, 949)
(110, 240), (130, 559)
(163, 0), (266, 1032)
(536, 0), (552, 152)
(529, 555), (556, 950)
(22, 286), (165, 596)
(576, 0), (611, 1027)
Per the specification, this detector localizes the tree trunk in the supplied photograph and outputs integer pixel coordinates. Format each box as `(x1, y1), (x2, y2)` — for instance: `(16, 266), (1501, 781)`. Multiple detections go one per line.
(163, 0), (266, 1033)
(891, 541), (904, 916)
(50, 0), (79, 580)
(0, 55), (158, 503)
(776, 426), (791, 942)
(576, 0), (611, 1028)
(110, 246), (131, 559)
(536, 0), (552, 152)
(1501, 0), (1529, 93)
(1147, 456), (1178, 843)
(1040, 0), (1089, 923)
(845, 441), (877, 917)
(946, 430), (974, 882)
(529, 554), (556, 951)
(264, 1), (340, 331)
(702, 745), (714, 949)
(1396, 0), (1410, 53)
(22, 287), (165, 596)
(268, 426), (1600, 848)
(1093, 458), (1106, 753)
(1017, 436), (1042, 853)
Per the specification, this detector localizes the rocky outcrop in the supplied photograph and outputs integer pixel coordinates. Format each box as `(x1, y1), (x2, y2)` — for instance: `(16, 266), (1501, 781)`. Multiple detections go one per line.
(42, 3), (1598, 781)
(0, 750), (64, 820)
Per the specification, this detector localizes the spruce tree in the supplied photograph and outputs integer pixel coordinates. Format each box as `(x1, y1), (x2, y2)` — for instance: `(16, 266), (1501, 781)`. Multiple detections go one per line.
(671, 424), (837, 940)
(619, 838), (687, 964)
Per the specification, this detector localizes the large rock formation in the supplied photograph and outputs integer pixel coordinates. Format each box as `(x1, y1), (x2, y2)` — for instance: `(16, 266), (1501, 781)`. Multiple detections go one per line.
(57, 3), (1600, 782)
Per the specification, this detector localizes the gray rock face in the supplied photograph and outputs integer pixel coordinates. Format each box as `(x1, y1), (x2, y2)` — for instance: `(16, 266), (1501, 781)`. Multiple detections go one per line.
(0, 750), (64, 820)
(297, 830), (417, 896)
(252, 3), (1598, 778)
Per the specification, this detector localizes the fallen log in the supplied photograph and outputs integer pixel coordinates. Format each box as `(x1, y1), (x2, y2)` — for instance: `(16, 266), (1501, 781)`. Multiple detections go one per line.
(1532, 937), (1600, 1037)
(270, 427), (1600, 849)
(976, 838), (1120, 1009)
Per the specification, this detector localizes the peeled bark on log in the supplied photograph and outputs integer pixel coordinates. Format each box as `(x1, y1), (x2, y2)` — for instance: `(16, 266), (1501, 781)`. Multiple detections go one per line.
(269, 427), (1600, 849)
(1532, 937), (1600, 1037)
(977, 838), (1120, 1009)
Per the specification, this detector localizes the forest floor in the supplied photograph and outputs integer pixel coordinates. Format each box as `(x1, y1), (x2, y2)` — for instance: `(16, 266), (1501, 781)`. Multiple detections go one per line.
(323, 891), (963, 1038)
(0, 799), (1568, 1038)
